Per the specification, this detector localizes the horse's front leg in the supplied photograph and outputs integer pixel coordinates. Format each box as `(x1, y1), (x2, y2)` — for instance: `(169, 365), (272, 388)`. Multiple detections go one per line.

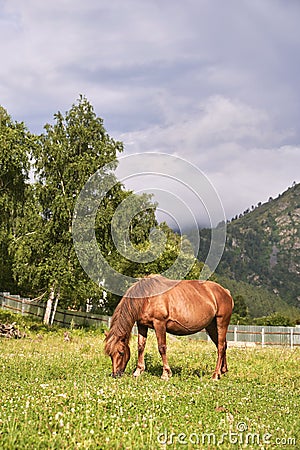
(133, 324), (148, 377)
(153, 320), (172, 380)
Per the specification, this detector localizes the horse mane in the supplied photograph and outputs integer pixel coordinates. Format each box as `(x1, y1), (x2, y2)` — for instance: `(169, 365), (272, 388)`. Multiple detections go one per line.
(125, 274), (178, 299)
(104, 275), (178, 356)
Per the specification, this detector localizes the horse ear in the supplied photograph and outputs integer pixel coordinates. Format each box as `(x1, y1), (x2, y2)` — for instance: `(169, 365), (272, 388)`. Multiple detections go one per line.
(104, 330), (108, 337)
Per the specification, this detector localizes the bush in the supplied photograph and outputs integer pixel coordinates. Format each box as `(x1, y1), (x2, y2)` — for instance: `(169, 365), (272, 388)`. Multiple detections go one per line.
(254, 313), (295, 327)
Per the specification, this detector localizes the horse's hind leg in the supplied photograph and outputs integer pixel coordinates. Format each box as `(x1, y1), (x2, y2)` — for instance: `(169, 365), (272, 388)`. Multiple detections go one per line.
(206, 317), (228, 380)
(221, 344), (228, 374)
(133, 324), (148, 377)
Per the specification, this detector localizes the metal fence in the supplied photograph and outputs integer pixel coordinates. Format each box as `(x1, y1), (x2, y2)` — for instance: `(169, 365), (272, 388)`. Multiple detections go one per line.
(1, 292), (300, 348)
(191, 325), (300, 349)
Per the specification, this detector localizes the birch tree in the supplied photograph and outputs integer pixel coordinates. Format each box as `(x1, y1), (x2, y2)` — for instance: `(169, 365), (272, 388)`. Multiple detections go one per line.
(31, 96), (123, 320)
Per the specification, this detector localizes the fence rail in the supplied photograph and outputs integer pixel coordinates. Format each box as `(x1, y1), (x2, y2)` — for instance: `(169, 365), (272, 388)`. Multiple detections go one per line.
(1, 292), (300, 348)
(0, 292), (111, 329)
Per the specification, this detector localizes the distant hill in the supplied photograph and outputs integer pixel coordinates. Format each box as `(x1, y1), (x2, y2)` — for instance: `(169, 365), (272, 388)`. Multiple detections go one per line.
(197, 182), (300, 311)
(216, 275), (299, 322)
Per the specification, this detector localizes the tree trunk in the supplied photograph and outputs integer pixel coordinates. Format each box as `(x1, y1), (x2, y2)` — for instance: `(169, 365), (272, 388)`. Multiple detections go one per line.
(50, 287), (60, 326)
(43, 286), (55, 325)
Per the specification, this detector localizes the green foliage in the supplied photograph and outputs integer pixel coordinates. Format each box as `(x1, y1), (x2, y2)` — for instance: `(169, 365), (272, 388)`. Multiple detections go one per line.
(126, 225), (195, 278)
(233, 294), (248, 317)
(1, 98), (201, 315)
(0, 107), (31, 213)
(253, 313), (295, 327)
(217, 275), (300, 322)
(0, 309), (55, 334)
(10, 96), (126, 309)
(31, 96), (124, 305)
(0, 107), (36, 292)
(229, 313), (252, 325)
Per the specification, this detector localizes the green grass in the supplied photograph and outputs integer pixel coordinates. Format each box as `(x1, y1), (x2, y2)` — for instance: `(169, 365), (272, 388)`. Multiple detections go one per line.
(0, 329), (299, 449)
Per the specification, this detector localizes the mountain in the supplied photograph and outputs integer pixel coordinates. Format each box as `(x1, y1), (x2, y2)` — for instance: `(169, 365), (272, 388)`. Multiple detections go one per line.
(198, 182), (300, 310)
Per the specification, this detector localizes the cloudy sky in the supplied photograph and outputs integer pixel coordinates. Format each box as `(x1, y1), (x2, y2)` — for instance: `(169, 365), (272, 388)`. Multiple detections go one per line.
(1, 0), (300, 225)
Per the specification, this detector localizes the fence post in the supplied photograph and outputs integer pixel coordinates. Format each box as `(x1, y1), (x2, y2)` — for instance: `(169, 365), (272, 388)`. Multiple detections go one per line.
(234, 326), (237, 343)
(261, 328), (265, 347)
(291, 328), (294, 350)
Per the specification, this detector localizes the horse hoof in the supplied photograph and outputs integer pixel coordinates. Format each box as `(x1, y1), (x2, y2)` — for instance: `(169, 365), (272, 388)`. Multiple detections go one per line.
(133, 369), (144, 378)
(161, 371), (172, 381)
(111, 371), (123, 378)
(161, 374), (169, 381)
(212, 373), (221, 381)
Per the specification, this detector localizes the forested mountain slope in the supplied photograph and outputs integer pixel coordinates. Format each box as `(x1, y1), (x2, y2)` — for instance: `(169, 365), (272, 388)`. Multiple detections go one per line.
(218, 182), (300, 307)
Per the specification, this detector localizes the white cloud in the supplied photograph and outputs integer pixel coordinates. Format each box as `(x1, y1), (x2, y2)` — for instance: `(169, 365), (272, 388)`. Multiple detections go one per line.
(121, 95), (291, 154)
(119, 95), (300, 222)
(0, 0), (300, 221)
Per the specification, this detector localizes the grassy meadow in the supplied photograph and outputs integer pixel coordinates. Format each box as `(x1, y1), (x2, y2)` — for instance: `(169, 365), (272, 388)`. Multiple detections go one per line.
(0, 327), (299, 449)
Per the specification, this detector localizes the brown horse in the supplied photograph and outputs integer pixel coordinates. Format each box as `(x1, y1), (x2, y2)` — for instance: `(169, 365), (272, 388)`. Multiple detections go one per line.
(104, 275), (234, 380)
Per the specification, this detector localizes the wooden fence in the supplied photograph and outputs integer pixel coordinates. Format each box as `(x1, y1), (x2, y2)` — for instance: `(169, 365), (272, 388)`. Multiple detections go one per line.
(1, 292), (300, 348)
(0, 292), (111, 329)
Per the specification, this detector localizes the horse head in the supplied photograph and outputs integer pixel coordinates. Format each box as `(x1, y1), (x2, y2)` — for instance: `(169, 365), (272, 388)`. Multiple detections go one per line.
(104, 333), (130, 377)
